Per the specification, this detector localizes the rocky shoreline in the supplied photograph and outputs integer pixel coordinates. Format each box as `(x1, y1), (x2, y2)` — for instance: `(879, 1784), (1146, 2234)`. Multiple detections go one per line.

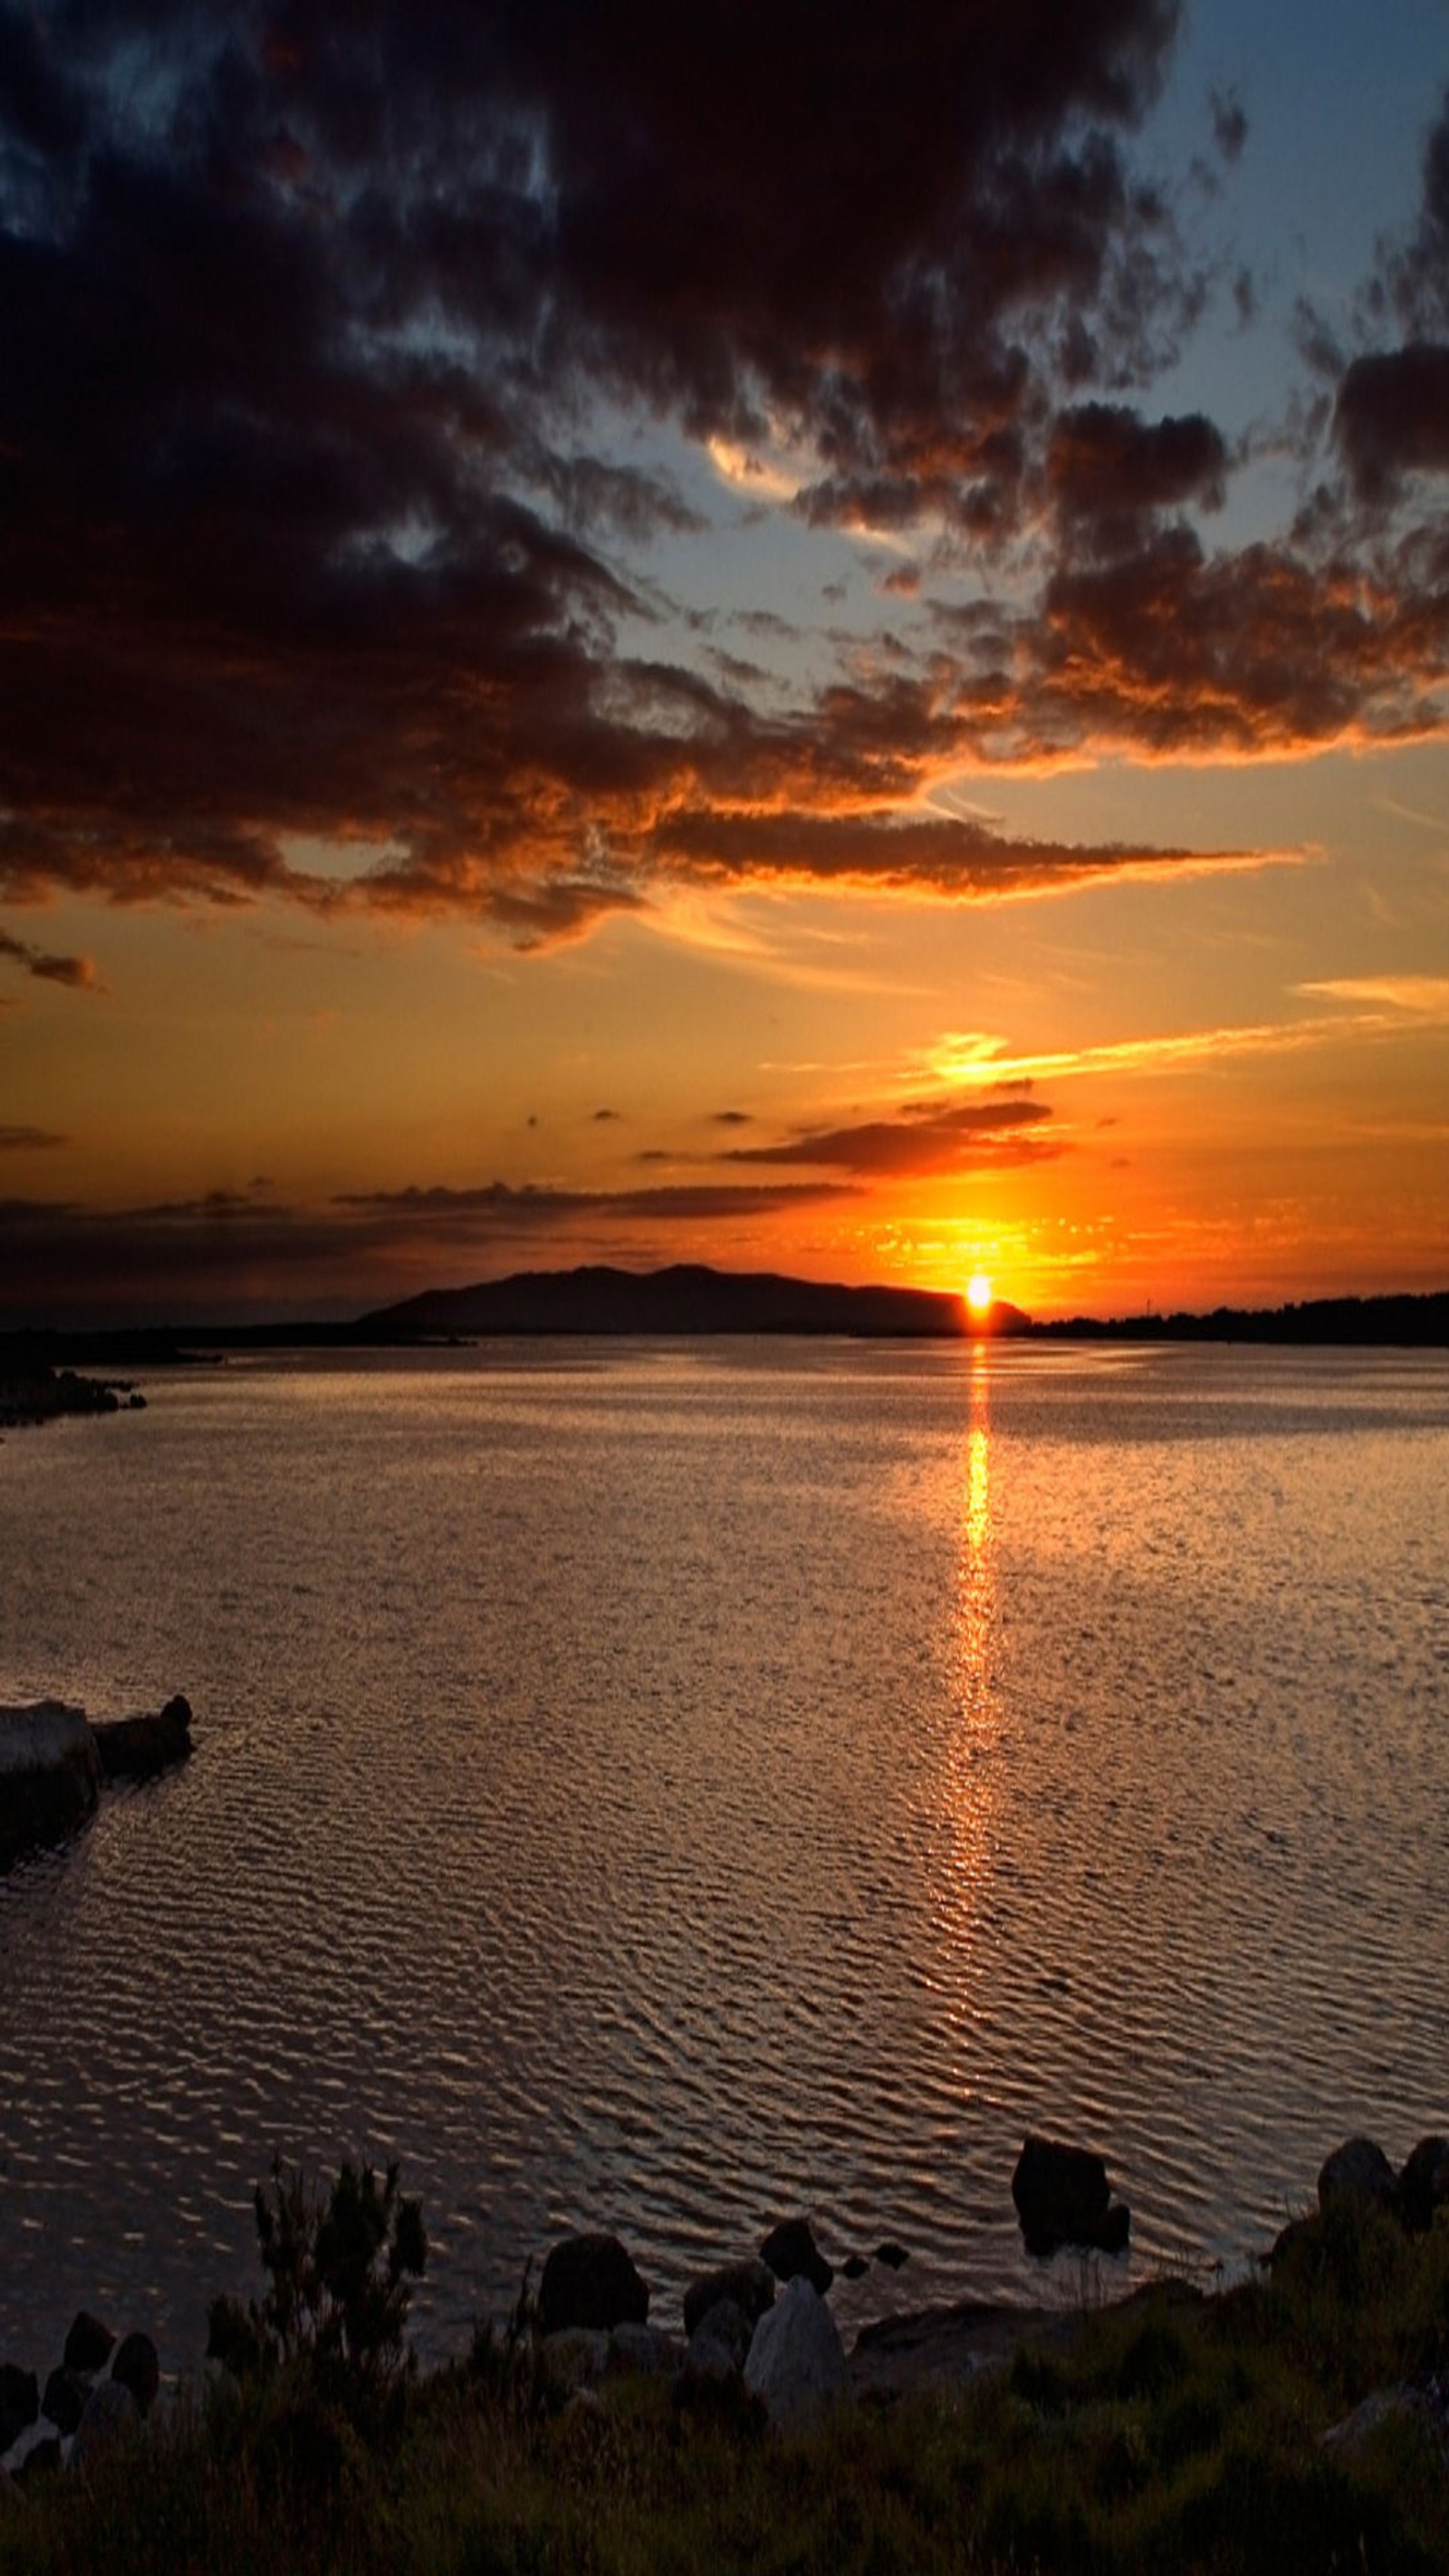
(0, 1359), (144, 1431)
(0, 1694), (193, 1868)
(5, 2124), (1444, 2496)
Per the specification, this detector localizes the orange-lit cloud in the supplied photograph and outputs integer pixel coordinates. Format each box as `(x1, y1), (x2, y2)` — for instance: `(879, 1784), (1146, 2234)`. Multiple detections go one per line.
(722, 1095), (1057, 1175)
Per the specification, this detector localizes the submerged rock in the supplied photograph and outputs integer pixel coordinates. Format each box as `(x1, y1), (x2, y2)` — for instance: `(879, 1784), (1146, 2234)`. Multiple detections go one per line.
(744, 2276), (850, 2434)
(1012, 2135), (1130, 2255)
(537, 2233), (649, 2336)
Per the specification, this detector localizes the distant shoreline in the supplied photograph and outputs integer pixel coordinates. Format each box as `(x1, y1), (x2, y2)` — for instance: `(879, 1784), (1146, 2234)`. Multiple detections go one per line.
(3, 1267), (1448, 1366)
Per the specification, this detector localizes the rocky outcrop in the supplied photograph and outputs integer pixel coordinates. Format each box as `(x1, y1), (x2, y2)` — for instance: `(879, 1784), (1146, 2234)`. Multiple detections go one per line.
(1, 1698), (191, 1865)
(0, 2308), (161, 2485)
(1011, 2135), (1130, 2255)
(744, 2276), (850, 2433)
(537, 2233), (649, 2336)
(0, 1705), (101, 1865)
(91, 1697), (192, 1784)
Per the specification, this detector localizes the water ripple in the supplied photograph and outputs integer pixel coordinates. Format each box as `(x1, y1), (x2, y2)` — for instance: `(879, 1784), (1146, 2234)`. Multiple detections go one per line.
(2, 1342), (1447, 2371)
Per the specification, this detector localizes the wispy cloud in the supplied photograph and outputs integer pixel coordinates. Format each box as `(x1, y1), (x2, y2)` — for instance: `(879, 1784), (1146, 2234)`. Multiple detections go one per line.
(1298, 976), (1449, 1015)
(0, 1126), (68, 1151)
(0, 928), (101, 991)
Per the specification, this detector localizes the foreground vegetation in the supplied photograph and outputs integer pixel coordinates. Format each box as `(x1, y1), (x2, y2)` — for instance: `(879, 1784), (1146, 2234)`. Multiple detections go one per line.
(4, 2181), (1447, 2575)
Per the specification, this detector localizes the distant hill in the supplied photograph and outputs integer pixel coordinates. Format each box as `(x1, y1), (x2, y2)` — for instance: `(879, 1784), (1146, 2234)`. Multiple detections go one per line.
(361, 1262), (985, 1339)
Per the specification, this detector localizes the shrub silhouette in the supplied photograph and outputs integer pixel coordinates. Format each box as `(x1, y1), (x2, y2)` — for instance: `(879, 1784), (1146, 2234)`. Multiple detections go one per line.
(207, 2155), (426, 2424)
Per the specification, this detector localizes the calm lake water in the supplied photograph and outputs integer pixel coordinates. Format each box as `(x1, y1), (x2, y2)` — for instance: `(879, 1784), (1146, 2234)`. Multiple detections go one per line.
(2, 1339), (1447, 2372)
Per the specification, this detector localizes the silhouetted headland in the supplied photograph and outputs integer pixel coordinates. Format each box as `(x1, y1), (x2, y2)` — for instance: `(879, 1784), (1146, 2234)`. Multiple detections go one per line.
(361, 1263), (979, 1339)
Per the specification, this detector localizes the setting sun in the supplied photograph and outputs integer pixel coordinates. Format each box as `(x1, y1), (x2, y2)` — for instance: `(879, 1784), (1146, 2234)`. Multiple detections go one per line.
(966, 1272), (993, 1316)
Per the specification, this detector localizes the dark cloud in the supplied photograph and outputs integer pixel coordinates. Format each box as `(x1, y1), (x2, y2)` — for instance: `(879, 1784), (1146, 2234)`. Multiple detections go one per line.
(1373, 87), (1449, 339)
(334, 1178), (849, 1223)
(0, 0), (1236, 940)
(1022, 527), (1449, 756)
(637, 803), (1260, 899)
(724, 1095), (1056, 1176)
(1334, 345), (1449, 504)
(1048, 402), (1227, 550)
(0, 1125), (67, 1150)
(0, 926), (100, 987)
(0, 1173), (857, 1324)
(3, 0), (1444, 940)
(1210, 90), (1248, 166)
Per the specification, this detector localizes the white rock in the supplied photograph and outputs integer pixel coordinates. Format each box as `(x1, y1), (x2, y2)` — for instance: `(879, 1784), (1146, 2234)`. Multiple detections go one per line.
(743, 2274), (849, 2435)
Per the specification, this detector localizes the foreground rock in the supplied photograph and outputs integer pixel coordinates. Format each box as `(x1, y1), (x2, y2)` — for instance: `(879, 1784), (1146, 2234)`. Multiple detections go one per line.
(1011, 2135), (1130, 2256)
(1398, 2136), (1449, 2233)
(0, 1705), (101, 1865)
(0, 2307), (163, 2486)
(1318, 2137), (1398, 2217)
(682, 2258), (775, 2341)
(537, 2233), (649, 2336)
(760, 2217), (834, 2296)
(744, 2276), (849, 2433)
(0, 2368), (37, 2454)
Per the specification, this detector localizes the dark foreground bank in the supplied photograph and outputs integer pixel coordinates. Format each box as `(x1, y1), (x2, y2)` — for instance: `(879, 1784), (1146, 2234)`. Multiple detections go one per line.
(3, 2131), (1447, 2575)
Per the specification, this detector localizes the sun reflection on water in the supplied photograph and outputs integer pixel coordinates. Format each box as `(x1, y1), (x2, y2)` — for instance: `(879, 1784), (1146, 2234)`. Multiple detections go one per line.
(943, 1342), (1000, 1927)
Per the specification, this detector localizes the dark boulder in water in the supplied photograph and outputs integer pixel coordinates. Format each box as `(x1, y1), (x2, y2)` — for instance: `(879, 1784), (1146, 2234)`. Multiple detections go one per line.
(1397, 2135), (1449, 2234)
(537, 2233), (649, 2335)
(760, 2216), (834, 2295)
(0, 1704), (101, 1863)
(1012, 2135), (1131, 2255)
(63, 2311), (115, 2374)
(1318, 2137), (1397, 2218)
(91, 1695), (193, 1783)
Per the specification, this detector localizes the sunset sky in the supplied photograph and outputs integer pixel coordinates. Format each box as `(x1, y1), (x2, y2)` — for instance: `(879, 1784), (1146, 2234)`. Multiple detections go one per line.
(4, 0), (1449, 1323)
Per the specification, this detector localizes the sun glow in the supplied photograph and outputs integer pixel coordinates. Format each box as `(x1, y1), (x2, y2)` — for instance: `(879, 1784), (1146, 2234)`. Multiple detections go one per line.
(966, 1271), (993, 1317)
